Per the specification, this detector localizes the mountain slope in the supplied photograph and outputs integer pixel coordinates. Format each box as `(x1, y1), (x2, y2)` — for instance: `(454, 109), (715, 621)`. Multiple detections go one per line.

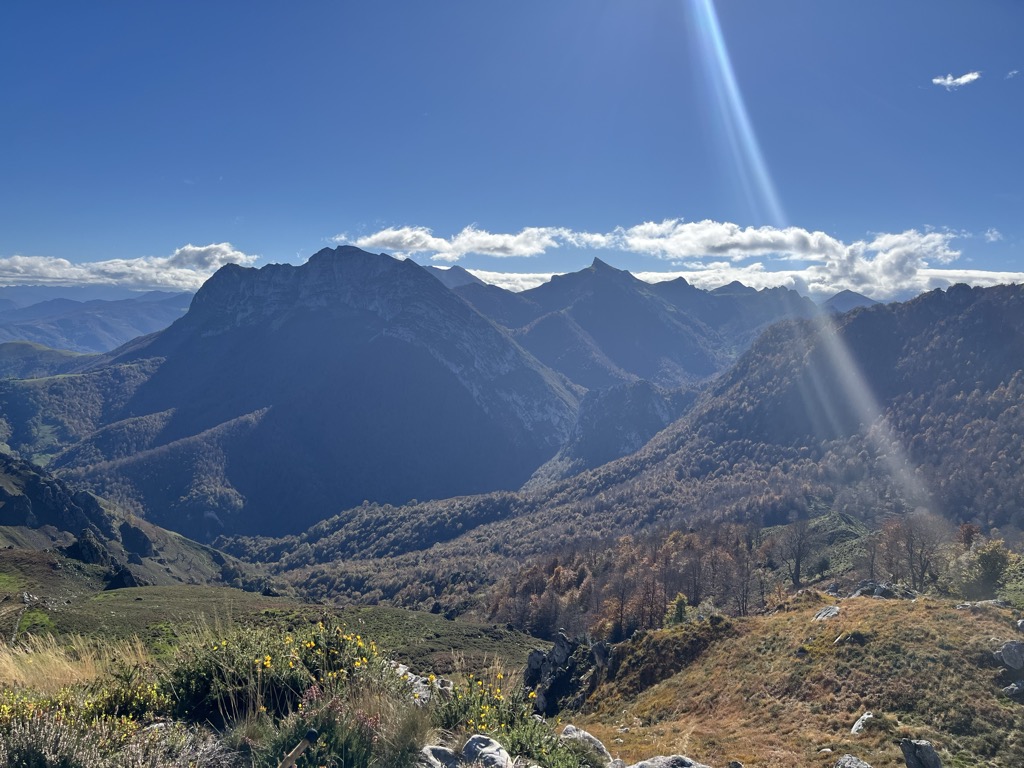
(237, 283), (1024, 610)
(1, 247), (579, 540)
(456, 260), (817, 389)
(0, 293), (192, 353)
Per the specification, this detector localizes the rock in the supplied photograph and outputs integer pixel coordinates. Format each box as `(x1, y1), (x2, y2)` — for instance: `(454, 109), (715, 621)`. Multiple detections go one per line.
(560, 725), (612, 764)
(1002, 681), (1023, 697)
(727, 762), (745, 768)
(420, 745), (460, 768)
(814, 605), (841, 621)
(625, 758), (711, 768)
(834, 756), (873, 768)
(849, 580), (916, 600)
(524, 633), (609, 716)
(998, 640), (1024, 670)
(850, 711), (873, 734)
(1017, 619), (1024, 633)
(899, 739), (942, 768)
(462, 734), (514, 768)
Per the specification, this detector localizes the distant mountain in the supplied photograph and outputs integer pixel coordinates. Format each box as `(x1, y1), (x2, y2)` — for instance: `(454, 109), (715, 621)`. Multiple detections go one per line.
(0, 293), (192, 352)
(822, 289), (879, 314)
(423, 264), (486, 289)
(0, 247), (579, 540)
(0, 285), (182, 307)
(455, 260), (818, 389)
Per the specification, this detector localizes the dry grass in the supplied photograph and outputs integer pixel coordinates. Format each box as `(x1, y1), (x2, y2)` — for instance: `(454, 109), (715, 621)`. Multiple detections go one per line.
(0, 633), (151, 693)
(578, 594), (1024, 768)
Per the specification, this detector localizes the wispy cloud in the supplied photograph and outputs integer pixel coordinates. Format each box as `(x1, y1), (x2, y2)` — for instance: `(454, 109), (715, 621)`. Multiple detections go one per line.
(985, 228), (1004, 242)
(1007, 70), (1019, 79)
(0, 243), (257, 291)
(932, 71), (981, 90)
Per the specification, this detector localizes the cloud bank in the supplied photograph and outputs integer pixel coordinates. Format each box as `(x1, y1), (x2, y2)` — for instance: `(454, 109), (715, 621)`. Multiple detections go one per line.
(932, 71), (981, 90)
(0, 243), (257, 291)
(337, 219), (1021, 301)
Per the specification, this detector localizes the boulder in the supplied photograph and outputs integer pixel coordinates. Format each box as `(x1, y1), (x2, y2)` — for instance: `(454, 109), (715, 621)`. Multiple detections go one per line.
(420, 745), (461, 768)
(835, 756), (873, 768)
(560, 725), (612, 764)
(625, 758), (711, 768)
(997, 640), (1024, 670)
(899, 739), (942, 768)
(814, 606), (841, 621)
(462, 734), (514, 768)
(850, 711), (873, 734)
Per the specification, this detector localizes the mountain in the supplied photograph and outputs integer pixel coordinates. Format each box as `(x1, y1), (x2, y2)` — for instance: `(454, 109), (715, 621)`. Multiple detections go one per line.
(822, 289), (880, 314)
(234, 282), (1024, 613)
(0, 247), (579, 541)
(525, 380), (697, 487)
(0, 451), (252, 591)
(455, 261), (818, 389)
(423, 264), (486, 289)
(0, 293), (192, 352)
(0, 342), (98, 379)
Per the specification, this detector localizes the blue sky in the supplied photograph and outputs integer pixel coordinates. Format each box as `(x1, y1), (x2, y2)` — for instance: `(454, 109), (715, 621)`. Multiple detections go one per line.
(2, 1), (1022, 299)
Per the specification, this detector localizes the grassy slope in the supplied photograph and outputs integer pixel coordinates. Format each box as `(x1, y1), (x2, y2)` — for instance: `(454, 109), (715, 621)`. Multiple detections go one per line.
(578, 592), (1024, 768)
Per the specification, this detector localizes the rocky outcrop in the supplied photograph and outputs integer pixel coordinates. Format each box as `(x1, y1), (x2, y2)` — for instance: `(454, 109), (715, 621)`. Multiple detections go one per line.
(899, 739), (942, 768)
(993, 640), (1024, 670)
(524, 632), (609, 716)
(849, 580), (917, 600)
(814, 605), (841, 621)
(419, 726), (712, 768)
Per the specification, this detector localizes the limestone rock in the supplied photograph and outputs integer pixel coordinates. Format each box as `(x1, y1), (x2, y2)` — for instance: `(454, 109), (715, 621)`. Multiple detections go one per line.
(814, 605), (841, 621)
(625, 757), (712, 768)
(899, 739), (942, 768)
(420, 745), (460, 768)
(524, 632), (608, 716)
(997, 640), (1024, 670)
(560, 725), (612, 764)
(462, 734), (514, 768)
(835, 756), (873, 768)
(850, 711), (873, 734)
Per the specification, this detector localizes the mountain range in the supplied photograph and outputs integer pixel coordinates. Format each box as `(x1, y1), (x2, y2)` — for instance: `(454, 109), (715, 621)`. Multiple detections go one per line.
(0, 247), (824, 541)
(0, 291), (192, 353)
(222, 280), (1024, 614)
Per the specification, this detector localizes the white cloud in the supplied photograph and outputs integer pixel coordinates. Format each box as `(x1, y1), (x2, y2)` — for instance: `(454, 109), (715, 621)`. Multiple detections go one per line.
(0, 243), (257, 291)
(615, 219), (846, 262)
(1007, 70), (1019, 79)
(985, 228), (1004, 242)
(345, 218), (1019, 301)
(341, 225), (580, 262)
(932, 71), (981, 90)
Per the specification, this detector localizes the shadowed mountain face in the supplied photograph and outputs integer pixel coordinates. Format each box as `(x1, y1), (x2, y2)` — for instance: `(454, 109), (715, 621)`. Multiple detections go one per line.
(455, 259), (818, 389)
(0, 247), (578, 541)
